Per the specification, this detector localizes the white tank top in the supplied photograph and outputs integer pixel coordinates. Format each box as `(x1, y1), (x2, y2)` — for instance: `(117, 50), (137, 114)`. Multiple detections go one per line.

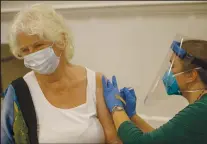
(23, 68), (105, 143)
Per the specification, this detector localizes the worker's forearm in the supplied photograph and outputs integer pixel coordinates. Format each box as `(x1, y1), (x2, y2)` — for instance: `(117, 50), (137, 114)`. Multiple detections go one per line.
(131, 114), (154, 132)
(112, 110), (130, 130)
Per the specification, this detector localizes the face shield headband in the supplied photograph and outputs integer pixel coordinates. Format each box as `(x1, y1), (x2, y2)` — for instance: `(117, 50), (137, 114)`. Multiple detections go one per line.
(171, 41), (207, 70)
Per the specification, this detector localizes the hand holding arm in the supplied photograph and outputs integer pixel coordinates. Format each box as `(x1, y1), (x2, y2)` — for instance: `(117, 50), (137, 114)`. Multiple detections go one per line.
(102, 76), (130, 130)
(102, 76), (124, 112)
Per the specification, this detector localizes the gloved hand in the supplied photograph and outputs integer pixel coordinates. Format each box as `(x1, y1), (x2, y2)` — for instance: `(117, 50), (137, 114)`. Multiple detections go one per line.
(120, 87), (137, 118)
(102, 75), (124, 113)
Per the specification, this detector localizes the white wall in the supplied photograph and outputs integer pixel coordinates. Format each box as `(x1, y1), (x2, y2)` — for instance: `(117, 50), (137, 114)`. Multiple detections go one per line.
(1, 1), (207, 127)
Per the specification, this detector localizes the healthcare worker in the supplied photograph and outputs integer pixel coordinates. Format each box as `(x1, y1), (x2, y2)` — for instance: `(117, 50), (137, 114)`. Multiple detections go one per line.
(102, 36), (207, 144)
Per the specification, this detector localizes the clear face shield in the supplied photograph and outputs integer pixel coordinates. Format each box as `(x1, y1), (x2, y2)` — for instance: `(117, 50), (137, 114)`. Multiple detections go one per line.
(144, 35), (207, 105)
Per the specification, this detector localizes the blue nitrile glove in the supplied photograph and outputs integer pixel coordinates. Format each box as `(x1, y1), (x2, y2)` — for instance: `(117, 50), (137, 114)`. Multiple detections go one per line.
(102, 76), (124, 113)
(120, 87), (137, 118)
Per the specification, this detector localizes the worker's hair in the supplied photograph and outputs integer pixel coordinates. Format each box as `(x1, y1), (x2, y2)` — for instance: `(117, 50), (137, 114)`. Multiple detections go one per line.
(182, 40), (207, 85)
(9, 3), (74, 63)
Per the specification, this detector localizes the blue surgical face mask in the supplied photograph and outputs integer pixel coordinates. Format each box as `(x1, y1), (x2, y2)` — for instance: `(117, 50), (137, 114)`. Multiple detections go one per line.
(162, 70), (182, 96)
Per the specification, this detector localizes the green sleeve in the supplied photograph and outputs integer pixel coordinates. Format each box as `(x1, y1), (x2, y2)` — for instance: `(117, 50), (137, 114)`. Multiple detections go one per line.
(118, 95), (207, 144)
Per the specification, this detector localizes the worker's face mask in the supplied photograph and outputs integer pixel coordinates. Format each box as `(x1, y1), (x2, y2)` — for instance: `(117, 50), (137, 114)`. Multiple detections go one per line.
(24, 44), (61, 75)
(162, 70), (182, 96)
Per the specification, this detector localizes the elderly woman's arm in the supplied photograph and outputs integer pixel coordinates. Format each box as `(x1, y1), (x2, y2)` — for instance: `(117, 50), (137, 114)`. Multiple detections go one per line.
(1, 85), (16, 144)
(96, 73), (122, 144)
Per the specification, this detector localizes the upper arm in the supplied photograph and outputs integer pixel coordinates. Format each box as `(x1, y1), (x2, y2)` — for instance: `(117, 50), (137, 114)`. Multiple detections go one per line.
(1, 85), (15, 144)
(96, 72), (122, 143)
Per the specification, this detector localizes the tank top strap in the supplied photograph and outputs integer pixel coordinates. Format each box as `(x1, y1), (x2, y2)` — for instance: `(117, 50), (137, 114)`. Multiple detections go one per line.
(85, 67), (97, 115)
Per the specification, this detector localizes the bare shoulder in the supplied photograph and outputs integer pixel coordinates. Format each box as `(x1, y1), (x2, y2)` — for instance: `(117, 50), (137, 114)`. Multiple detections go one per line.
(72, 64), (85, 71)
(96, 72), (103, 78)
(96, 72), (104, 89)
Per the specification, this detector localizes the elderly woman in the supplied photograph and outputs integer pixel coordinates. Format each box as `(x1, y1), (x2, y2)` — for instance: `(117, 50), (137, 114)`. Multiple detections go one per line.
(1, 4), (122, 144)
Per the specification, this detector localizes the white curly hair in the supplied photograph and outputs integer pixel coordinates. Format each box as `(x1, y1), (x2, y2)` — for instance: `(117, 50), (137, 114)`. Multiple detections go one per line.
(9, 3), (74, 62)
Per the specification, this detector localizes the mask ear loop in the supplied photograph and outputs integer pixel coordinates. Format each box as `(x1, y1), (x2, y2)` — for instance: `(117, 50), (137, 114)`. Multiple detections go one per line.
(58, 40), (66, 58)
(173, 67), (206, 94)
(52, 42), (63, 58)
(173, 67), (202, 77)
(59, 42), (65, 58)
(59, 51), (63, 58)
